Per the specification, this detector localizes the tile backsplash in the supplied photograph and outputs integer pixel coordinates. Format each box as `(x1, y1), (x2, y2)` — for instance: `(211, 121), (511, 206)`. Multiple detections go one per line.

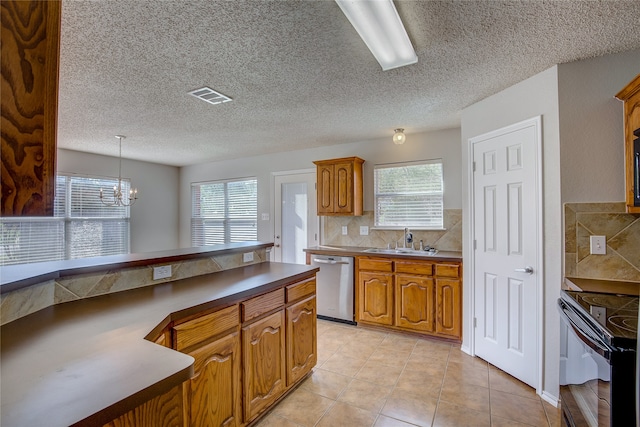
(322, 209), (462, 252)
(0, 248), (267, 325)
(565, 203), (640, 282)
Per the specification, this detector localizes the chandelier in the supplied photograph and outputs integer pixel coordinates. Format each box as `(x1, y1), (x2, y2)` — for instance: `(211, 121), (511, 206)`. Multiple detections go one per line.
(99, 135), (138, 207)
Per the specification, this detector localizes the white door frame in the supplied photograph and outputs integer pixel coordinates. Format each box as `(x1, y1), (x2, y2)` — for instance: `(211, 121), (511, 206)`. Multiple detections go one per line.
(466, 116), (544, 394)
(272, 168), (318, 262)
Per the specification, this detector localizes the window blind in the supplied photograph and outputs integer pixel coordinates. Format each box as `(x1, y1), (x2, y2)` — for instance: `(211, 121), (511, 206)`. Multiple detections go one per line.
(191, 178), (257, 246)
(374, 159), (444, 229)
(0, 175), (131, 266)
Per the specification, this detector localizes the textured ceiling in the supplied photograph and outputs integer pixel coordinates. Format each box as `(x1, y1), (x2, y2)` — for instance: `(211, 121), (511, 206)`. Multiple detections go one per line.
(57, 0), (640, 167)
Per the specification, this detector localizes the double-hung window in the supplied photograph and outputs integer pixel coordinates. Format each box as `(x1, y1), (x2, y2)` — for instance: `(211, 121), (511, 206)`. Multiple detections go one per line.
(374, 159), (444, 229)
(0, 174), (131, 266)
(191, 178), (257, 246)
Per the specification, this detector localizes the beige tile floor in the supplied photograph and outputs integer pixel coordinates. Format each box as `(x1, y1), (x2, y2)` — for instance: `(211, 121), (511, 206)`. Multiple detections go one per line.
(256, 319), (560, 427)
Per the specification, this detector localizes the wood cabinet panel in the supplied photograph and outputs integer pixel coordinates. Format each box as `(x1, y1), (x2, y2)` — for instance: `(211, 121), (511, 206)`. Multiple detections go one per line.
(242, 310), (286, 422)
(313, 157), (364, 216)
(436, 278), (462, 338)
(241, 288), (285, 322)
(395, 275), (435, 332)
(358, 272), (394, 325)
(396, 260), (433, 276)
(286, 295), (317, 386)
(286, 278), (316, 303)
(334, 161), (354, 213)
(1, 0), (60, 216)
(173, 305), (239, 352)
(434, 263), (460, 278)
(358, 257), (393, 272)
(356, 256), (462, 340)
(317, 164), (334, 214)
(616, 73), (640, 213)
(184, 330), (242, 427)
(103, 384), (184, 427)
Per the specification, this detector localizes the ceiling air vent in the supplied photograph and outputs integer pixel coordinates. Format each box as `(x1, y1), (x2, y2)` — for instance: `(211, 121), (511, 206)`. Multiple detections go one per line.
(188, 87), (232, 105)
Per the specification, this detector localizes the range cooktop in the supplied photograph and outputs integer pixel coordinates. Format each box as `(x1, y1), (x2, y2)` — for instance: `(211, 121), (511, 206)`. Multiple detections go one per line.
(562, 290), (638, 348)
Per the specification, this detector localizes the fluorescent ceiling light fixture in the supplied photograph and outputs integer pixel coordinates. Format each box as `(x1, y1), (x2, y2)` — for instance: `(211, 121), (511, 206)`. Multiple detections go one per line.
(188, 87), (233, 105)
(335, 0), (417, 71)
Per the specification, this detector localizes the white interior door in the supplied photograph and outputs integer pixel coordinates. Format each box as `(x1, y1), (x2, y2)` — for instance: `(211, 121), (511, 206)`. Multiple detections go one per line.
(471, 117), (542, 389)
(273, 172), (318, 263)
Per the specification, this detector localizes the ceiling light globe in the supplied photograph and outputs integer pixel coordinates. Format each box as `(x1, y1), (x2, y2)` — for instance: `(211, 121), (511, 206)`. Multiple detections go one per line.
(393, 129), (406, 145)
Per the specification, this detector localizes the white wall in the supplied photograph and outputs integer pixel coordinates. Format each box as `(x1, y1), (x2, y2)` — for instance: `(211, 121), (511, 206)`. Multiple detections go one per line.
(179, 128), (462, 248)
(461, 66), (562, 403)
(558, 49), (640, 202)
(57, 149), (180, 253)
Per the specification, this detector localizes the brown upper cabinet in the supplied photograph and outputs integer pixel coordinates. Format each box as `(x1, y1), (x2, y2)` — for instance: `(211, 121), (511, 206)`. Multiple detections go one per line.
(616, 73), (640, 214)
(1, 0), (61, 216)
(313, 156), (364, 216)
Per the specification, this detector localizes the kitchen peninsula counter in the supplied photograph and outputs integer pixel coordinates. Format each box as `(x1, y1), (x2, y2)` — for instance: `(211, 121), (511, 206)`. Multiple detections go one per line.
(0, 262), (318, 427)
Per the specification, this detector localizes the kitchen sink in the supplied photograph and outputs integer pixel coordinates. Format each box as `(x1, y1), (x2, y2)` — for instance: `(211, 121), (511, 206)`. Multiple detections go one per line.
(363, 248), (438, 256)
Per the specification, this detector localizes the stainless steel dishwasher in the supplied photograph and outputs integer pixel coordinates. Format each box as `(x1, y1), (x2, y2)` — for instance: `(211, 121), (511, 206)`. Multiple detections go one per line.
(310, 255), (355, 324)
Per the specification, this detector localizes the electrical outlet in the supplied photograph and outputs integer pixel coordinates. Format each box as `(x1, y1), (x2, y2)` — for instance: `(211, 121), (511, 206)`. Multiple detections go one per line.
(243, 252), (254, 262)
(261, 213), (269, 221)
(341, 226), (348, 235)
(153, 265), (172, 280)
(589, 235), (606, 255)
(360, 226), (369, 235)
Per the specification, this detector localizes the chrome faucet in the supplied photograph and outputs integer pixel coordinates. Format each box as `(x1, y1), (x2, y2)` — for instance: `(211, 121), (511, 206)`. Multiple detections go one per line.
(404, 227), (413, 249)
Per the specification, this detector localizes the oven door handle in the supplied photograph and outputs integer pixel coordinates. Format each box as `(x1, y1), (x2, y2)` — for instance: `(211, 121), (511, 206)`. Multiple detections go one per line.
(558, 300), (612, 359)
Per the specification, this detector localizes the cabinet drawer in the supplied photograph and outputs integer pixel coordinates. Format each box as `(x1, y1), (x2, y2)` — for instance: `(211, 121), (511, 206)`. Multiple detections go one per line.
(395, 261), (433, 276)
(435, 263), (460, 278)
(173, 304), (239, 351)
(242, 288), (285, 322)
(286, 278), (316, 302)
(358, 258), (393, 272)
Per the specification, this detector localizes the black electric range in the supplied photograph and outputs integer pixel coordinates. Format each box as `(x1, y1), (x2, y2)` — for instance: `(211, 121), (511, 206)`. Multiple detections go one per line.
(558, 290), (638, 426)
(561, 290), (638, 351)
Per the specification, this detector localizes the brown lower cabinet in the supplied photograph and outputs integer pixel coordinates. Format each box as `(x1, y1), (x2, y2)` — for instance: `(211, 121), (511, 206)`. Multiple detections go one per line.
(357, 257), (462, 340)
(242, 310), (287, 421)
(166, 276), (317, 427)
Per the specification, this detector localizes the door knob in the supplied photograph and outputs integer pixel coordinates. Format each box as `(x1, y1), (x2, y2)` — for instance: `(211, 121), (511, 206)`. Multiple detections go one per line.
(275, 235), (280, 239)
(514, 266), (534, 274)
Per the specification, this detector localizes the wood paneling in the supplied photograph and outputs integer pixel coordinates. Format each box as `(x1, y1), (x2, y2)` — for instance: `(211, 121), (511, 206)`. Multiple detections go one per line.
(313, 157), (364, 216)
(286, 295), (317, 386)
(1, 0), (60, 216)
(358, 271), (394, 325)
(395, 275), (435, 332)
(242, 310), (286, 422)
(356, 256), (462, 340)
(436, 278), (462, 338)
(173, 305), (239, 352)
(285, 277), (316, 302)
(616, 73), (640, 213)
(103, 384), (184, 427)
(241, 288), (285, 322)
(184, 330), (242, 427)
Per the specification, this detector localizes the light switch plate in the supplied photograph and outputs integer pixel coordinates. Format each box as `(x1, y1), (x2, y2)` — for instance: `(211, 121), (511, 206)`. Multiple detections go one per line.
(589, 235), (606, 255)
(360, 226), (369, 235)
(341, 226), (348, 235)
(261, 213), (269, 221)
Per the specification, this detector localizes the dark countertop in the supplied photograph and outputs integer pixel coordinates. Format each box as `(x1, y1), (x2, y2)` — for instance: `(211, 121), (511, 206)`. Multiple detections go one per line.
(305, 245), (463, 262)
(0, 241), (273, 293)
(564, 277), (640, 296)
(0, 262), (318, 427)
